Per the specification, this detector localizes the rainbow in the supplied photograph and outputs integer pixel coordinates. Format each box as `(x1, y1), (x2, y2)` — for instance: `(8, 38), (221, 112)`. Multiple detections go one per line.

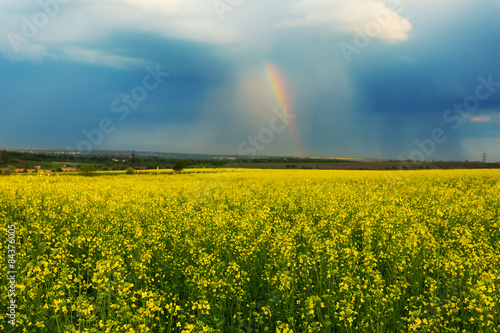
(264, 62), (301, 156)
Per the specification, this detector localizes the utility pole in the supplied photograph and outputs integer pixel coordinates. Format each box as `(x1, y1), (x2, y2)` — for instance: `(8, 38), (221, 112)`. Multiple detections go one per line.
(483, 152), (487, 164)
(131, 150), (136, 169)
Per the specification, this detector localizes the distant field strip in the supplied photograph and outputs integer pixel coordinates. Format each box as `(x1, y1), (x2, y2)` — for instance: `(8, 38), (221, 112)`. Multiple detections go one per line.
(1, 169), (499, 332)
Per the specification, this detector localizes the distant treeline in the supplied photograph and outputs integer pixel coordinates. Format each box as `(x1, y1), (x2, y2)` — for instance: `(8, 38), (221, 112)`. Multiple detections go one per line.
(2, 150), (342, 171)
(0, 150), (212, 170)
(0, 150), (354, 169)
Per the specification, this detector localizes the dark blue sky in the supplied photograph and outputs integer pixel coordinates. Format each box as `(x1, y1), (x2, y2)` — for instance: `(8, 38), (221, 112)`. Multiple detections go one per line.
(1, 0), (499, 161)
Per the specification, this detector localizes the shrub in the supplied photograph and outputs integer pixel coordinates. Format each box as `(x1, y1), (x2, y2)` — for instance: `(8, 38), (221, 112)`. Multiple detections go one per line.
(126, 168), (135, 175)
(2, 165), (16, 175)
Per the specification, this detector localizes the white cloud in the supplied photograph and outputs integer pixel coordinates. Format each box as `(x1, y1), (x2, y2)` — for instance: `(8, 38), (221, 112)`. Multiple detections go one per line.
(0, 0), (237, 66)
(59, 47), (149, 69)
(278, 0), (412, 43)
(77, 0), (238, 44)
(1, 42), (48, 62)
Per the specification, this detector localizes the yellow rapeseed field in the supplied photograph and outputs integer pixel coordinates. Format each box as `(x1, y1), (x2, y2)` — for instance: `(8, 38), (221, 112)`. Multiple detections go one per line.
(1, 169), (499, 332)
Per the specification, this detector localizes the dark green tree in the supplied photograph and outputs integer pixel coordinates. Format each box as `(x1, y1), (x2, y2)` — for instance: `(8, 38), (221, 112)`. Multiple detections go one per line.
(79, 165), (96, 177)
(173, 160), (187, 173)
